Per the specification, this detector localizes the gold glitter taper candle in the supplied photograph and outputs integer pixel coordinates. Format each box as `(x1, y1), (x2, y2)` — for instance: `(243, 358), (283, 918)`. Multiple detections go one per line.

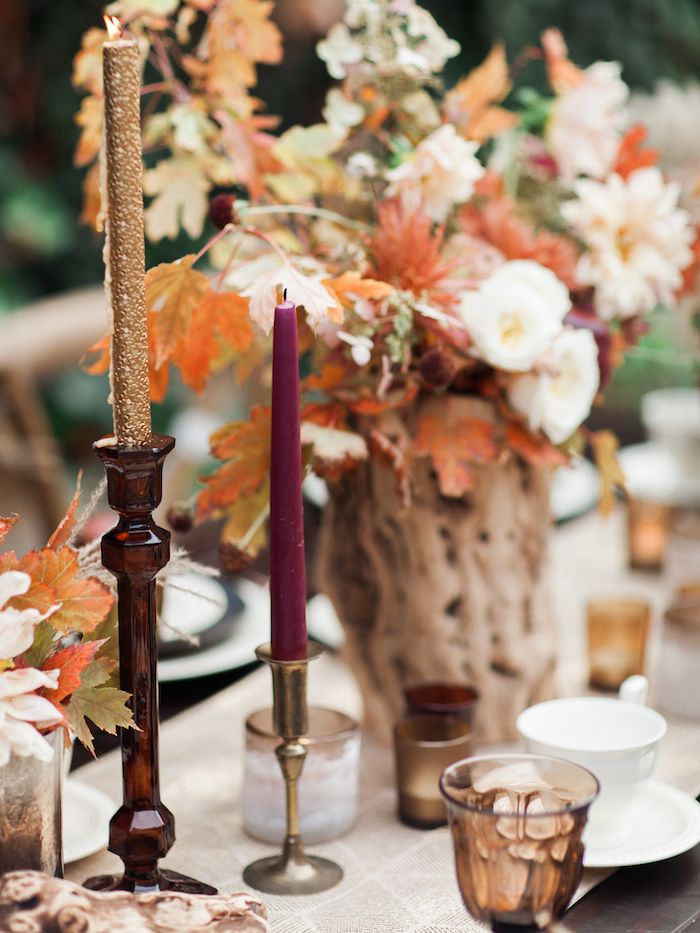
(102, 16), (151, 448)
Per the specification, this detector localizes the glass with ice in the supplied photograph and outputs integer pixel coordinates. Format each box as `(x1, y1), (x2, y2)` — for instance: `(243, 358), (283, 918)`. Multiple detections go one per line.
(440, 754), (599, 931)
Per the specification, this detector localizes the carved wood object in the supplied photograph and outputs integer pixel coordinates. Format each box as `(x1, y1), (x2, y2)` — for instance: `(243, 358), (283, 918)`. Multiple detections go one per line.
(0, 872), (270, 932)
(317, 397), (557, 742)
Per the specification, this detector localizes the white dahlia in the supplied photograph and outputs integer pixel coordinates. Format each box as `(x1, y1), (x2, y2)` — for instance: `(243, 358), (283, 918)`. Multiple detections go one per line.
(563, 168), (694, 319)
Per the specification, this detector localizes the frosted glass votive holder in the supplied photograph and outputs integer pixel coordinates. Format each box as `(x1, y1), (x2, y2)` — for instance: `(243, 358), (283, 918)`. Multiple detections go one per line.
(242, 706), (360, 845)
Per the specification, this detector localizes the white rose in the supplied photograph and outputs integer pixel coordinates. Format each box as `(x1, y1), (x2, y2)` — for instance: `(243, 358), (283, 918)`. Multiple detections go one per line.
(386, 124), (484, 223)
(459, 260), (571, 372)
(508, 328), (600, 444)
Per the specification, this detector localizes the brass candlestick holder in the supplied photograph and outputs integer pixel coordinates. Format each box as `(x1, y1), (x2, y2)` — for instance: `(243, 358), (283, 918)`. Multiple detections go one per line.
(243, 641), (343, 895)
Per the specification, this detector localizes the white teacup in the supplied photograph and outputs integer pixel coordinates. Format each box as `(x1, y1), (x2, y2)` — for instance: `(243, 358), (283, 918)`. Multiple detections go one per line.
(516, 681), (667, 845)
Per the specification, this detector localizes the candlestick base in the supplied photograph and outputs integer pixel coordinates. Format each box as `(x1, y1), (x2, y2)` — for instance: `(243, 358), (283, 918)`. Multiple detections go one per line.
(243, 641), (343, 896)
(243, 838), (343, 896)
(84, 869), (217, 896)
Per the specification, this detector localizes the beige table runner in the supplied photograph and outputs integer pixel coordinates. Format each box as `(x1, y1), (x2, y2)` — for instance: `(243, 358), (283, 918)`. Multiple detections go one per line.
(65, 509), (700, 930)
(65, 652), (700, 933)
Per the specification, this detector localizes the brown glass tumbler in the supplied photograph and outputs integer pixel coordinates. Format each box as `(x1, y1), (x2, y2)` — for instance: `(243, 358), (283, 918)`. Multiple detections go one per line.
(393, 715), (472, 829)
(627, 498), (671, 572)
(404, 683), (479, 727)
(587, 598), (650, 690)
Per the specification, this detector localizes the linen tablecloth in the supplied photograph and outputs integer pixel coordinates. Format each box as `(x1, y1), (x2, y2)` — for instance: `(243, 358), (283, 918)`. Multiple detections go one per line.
(66, 508), (700, 931)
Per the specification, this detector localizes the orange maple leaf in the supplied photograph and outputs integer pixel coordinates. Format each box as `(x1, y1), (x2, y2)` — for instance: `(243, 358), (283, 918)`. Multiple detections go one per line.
(41, 639), (106, 705)
(197, 405), (271, 521)
(0, 551), (56, 617)
(301, 402), (348, 429)
(414, 404), (501, 497)
(541, 28), (583, 92)
(74, 96), (102, 168)
(614, 125), (658, 180)
(303, 362), (348, 393)
(506, 422), (568, 468)
(145, 255), (211, 369)
(324, 272), (394, 308)
(0, 515), (18, 547)
(346, 382), (419, 416)
(443, 44), (518, 142)
(17, 547), (113, 635)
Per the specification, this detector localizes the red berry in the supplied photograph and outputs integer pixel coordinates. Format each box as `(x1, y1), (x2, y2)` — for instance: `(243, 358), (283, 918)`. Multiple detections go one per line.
(418, 348), (459, 387)
(209, 194), (235, 230)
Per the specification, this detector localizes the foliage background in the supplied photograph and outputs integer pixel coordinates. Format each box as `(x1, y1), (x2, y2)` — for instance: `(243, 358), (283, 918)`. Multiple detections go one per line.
(1, 0), (698, 453)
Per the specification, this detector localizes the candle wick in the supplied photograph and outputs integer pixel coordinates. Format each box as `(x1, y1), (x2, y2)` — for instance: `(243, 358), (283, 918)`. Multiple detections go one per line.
(283, 288), (288, 301)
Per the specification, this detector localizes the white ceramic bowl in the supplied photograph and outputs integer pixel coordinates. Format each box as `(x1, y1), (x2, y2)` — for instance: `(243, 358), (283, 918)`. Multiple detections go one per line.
(517, 697), (667, 844)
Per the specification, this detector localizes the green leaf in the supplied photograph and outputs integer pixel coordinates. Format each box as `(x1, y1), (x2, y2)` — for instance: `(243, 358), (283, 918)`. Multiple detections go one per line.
(66, 683), (135, 756)
(21, 621), (57, 669)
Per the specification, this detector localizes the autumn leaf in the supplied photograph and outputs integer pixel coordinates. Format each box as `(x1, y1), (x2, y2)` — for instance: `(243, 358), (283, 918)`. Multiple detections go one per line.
(74, 96), (103, 168)
(300, 422), (368, 481)
(72, 27), (106, 96)
(221, 482), (269, 557)
(67, 679), (135, 756)
(444, 44), (518, 142)
(200, 291), (254, 353)
(0, 515), (17, 547)
(41, 639), (106, 705)
(243, 261), (341, 334)
(47, 473), (82, 550)
(18, 547), (113, 635)
(217, 110), (281, 200)
(303, 363), (348, 394)
(197, 406), (271, 521)
(21, 621), (56, 670)
(590, 430), (626, 517)
(614, 125), (658, 179)
(80, 163), (102, 231)
(108, 0), (180, 20)
(0, 552), (56, 618)
(506, 422), (569, 468)
(301, 401), (348, 428)
(541, 28), (583, 92)
(146, 255), (211, 368)
(324, 272), (394, 308)
(346, 382), (419, 415)
(143, 158), (211, 241)
(414, 404), (501, 497)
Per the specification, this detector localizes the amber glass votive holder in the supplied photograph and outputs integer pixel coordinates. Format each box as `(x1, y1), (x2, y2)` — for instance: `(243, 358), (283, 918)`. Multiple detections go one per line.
(393, 715), (472, 829)
(587, 598), (650, 691)
(404, 683), (479, 727)
(440, 754), (599, 931)
(627, 498), (672, 572)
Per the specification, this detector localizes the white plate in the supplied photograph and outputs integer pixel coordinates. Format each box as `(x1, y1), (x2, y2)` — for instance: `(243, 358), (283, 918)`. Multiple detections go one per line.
(583, 780), (700, 868)
(618, 442), (700, 506)
(157, 581), (344, 682)
(551, 459), (599, 523)
(63, 779), (115, 864)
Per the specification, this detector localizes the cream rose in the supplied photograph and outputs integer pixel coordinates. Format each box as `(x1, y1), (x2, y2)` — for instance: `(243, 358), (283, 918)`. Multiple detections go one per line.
(547, 61), (629, 182)
(508, 328), (601, 443)
(386, 124), (484, 223)
(459, 260), (571, 372)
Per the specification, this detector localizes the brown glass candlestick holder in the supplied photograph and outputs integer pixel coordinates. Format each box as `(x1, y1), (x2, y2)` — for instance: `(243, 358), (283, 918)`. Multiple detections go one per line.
(84, 435), (216, 895)
(243, 641), (343, 895)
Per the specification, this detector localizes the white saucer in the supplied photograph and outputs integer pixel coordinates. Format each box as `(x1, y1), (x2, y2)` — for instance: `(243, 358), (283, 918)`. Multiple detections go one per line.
(157, 581), (345, 682)
(618, 442), (700, 506)
(583, 780), (700, 868)
(63, 779), (116, 864)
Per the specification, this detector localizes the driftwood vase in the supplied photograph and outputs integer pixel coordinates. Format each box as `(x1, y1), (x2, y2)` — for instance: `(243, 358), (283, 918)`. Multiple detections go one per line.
(317, 396), (557, 742)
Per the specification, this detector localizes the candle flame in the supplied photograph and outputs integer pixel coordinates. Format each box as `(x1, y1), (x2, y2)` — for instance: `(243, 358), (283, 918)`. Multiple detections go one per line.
(104, 15), (122, 40)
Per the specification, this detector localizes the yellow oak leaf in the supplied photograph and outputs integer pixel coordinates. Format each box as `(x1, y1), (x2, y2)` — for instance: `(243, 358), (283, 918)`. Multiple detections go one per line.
(143, 158), (211, 241)
(145, 255), (210, 368)
(414, 403), (501, 497)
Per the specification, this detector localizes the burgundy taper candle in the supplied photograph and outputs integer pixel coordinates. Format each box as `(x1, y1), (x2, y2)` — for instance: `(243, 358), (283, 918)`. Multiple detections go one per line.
(269, 296), (308, 661)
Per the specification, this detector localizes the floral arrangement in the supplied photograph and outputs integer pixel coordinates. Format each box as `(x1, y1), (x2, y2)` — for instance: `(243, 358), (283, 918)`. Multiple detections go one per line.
(0, 489), (133, 764)
(74, 0), (698, 560)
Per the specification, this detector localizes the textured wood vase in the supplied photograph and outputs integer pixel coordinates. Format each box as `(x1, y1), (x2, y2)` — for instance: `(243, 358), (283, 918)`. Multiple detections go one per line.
(317, 397), (557, 742)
